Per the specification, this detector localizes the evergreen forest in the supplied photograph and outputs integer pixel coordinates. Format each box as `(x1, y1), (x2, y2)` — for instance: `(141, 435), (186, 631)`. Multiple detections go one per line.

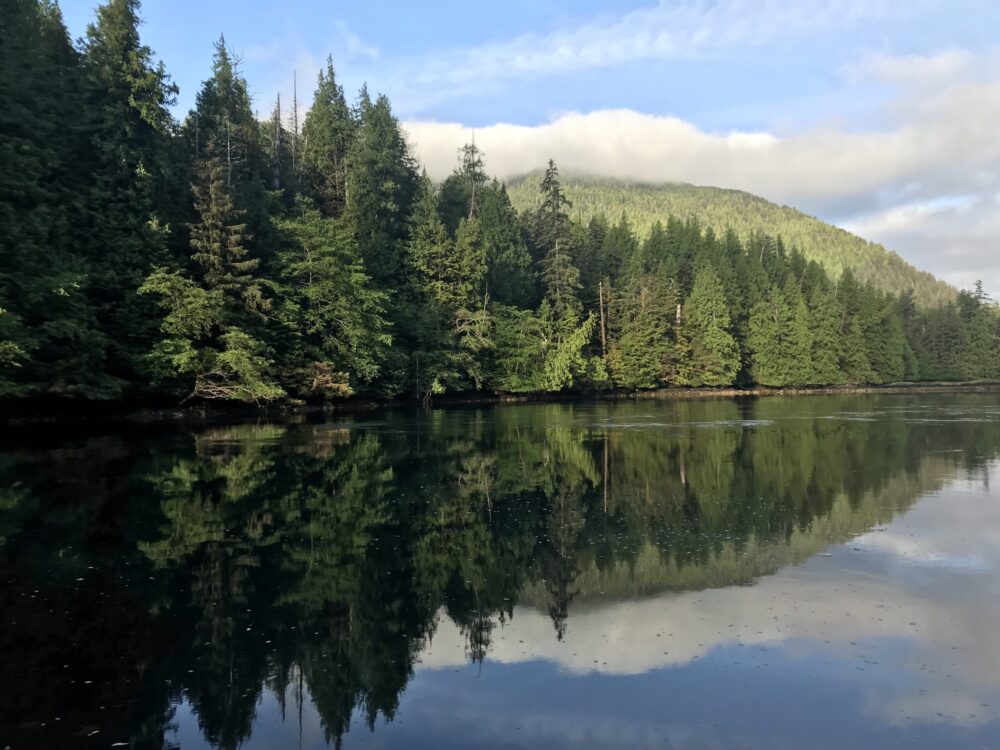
(3, 0), (999, 406)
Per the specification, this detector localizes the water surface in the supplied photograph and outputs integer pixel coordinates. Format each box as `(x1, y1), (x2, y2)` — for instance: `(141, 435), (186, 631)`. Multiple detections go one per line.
(2, 394), (999, 748)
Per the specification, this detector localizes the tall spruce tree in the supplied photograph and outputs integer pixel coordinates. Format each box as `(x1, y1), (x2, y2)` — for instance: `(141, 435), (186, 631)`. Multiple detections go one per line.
(189, 159), (266, 311)
(183, 36), (271, 250)
(683, 267), (739, 386)
(748, 286), (794, 386)
(81, 0), (177, 384)
(139, 157), (281, 403)
(346, 91), (418, 286)
(783, 277), (814, 384)
(0, 0), (115, 397)
(264, 94), (293, 196)
(532, 160), (582, 319)
(808, 284), (845, 384)
(438, 142), (489, 234)
(747, 281), (813, 386)
(608, 275), (674, 389)
(478, 182), (536, 308)
(300, 56), (354, 217)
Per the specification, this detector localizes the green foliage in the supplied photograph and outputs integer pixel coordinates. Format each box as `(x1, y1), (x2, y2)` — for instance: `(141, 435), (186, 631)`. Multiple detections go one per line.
(608, 275), (675, 389)
(508, 173), (956, 307)
(437, 142), (488, 234)
(139, 270), (282, 403)
(0, 0), (121, 399)
(190, 158), (266, 310)
(808, 284), (845, 385)
(682, 268), (739, 386)
(748, 282), (814, 386)
(540, 309), (606, 391)
(1, 1), (995, 407)
(273, 198), (391, 395)
(300, 56), (353, 216)
(80, 0), (177, 382)
(346, 90), (418, 285)
(477, 183), (537, 308)
(530, 161), (583, 318)
(490, 305), (548, 392)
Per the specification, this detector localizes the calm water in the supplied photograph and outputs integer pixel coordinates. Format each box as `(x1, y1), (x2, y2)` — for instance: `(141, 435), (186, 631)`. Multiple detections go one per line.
(2, 394), (1000, 749)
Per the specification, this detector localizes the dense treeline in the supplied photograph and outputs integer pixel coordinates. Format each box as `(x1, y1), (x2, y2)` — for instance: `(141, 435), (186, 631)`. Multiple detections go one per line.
(2, 0), (999, 405)
(506, 175), (957, 307)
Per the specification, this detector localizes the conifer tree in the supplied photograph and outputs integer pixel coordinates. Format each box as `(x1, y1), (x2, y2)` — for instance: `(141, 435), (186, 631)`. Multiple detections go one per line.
(683, 267), (739, 386)
(840, 318), (877, 383)
(957, 283), (999, 379)
(264, 94), (293, 195)
(609, 275), (674, 389)
(478, 183), (536, 308)
(190, 159), (266, 312)
(748, 281), (813, 386)
(274, 198), (391, 395)
(642, 220), (671, 277)
(407, 175), (462, 311)
(139, 158), (280, 403)
(808, 284), (845, 384)
(346, 91), (418, 285)
(837, 270), (877, 383)
(784, 278), (814, 384)
(74, 0), (176, 384)
(0, 0), (116, 397)
(748, 286), (794, 386)
(183, 37), (271, 248)
(533, 161), (582, 319)
(438, 142), (488, 234)
(300, 56), (354, 217)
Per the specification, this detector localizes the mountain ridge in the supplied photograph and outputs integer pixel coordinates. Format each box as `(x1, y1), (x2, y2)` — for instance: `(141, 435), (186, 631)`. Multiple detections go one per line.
(505, 171), (955, 307)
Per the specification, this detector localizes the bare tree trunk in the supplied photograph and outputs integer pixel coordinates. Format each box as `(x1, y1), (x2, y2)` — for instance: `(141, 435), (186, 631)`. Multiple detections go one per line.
(598, 280), (608, 358)
(225, 121), (233, 189)
(272, 93), (282, 190)
(603, 430), (609, 514)
(468, 131), (477, 220)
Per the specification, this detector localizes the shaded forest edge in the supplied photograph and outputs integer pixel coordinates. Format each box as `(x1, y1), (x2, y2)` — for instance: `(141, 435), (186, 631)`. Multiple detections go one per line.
(5, 0), (1000, 413)
(5, 380), (1000, 425)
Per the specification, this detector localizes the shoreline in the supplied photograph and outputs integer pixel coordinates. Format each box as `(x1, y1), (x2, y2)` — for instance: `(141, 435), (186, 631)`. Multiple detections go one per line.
(3, 380), (1000, 427)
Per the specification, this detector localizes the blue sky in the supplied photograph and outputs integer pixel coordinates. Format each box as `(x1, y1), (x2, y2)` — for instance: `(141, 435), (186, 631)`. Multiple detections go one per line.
(59, 0), (996, 128)
(59, 1), (1000, 294)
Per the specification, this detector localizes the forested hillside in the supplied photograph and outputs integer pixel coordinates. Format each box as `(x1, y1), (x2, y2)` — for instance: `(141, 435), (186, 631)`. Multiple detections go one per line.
(507, 174), (956, 307)
(2, 0), (998, 407)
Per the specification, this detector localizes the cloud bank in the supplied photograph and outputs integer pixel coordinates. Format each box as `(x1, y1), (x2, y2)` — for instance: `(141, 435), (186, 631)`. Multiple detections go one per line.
(403, 50), (1000, 295)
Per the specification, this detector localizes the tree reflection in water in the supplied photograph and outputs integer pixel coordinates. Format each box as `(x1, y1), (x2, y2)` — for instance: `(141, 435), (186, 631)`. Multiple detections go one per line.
(1, 395), (999, 749)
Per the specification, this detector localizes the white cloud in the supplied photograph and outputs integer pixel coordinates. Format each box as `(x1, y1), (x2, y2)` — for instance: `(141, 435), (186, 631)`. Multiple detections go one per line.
(845, 50), (975, 86)
(844, 195), (1000, 292)
(417, 465), (1000, 729)
(392, 0), (900, 101)
(332, 19), (378, 61)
